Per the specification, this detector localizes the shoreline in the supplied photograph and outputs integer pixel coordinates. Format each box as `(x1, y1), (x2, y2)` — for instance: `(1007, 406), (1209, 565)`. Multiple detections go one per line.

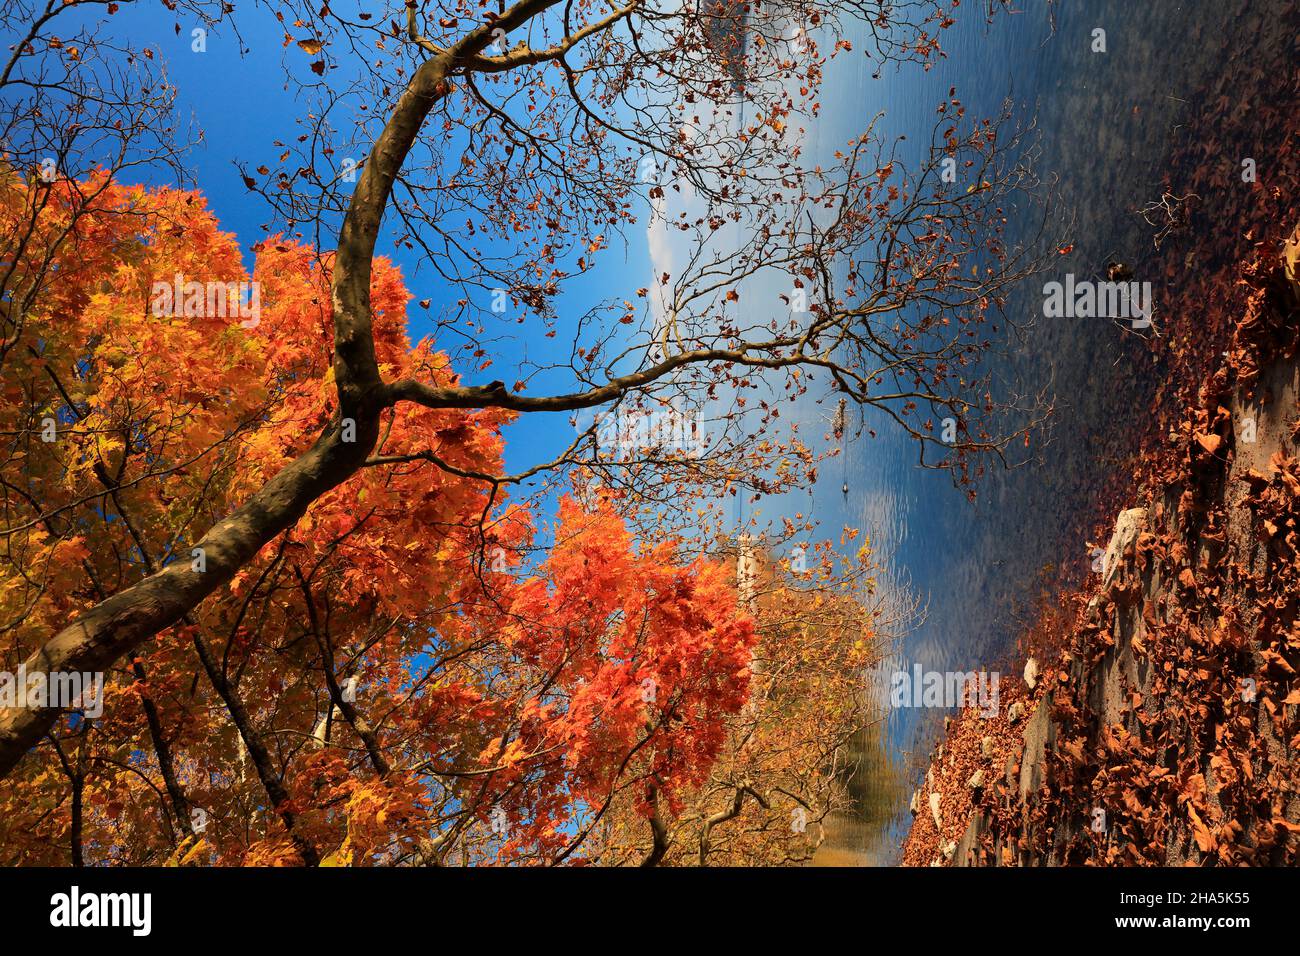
(902, 236), (1300, 866)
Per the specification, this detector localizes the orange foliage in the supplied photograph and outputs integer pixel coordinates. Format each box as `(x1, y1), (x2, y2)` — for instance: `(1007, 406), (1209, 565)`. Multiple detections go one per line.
(0, 170), (755, 866)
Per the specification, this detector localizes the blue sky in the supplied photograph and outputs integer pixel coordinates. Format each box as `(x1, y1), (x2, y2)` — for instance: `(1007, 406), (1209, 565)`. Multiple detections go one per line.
(67, 2), (1008, 580)
(85, 3), (667, 520)
(84, 3), (880, 558)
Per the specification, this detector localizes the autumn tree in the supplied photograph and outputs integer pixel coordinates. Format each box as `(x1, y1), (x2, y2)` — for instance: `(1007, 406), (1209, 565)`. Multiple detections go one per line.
(0, 177), (760, 864)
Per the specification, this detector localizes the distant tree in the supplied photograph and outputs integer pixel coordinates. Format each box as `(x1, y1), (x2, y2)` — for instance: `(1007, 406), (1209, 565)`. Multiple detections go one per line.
(595, 535), (914, 865)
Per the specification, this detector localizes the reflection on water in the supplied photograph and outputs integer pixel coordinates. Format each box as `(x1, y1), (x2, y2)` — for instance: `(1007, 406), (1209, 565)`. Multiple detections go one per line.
(815, 716), (912, 866)
(806, 0), (1295, 864)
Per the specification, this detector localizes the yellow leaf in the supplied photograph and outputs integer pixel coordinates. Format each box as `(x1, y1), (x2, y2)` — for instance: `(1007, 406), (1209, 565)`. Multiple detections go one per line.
(178, 838), (209, 866)
(163, 835), (208, 867)
(320, 836), (353, 867)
